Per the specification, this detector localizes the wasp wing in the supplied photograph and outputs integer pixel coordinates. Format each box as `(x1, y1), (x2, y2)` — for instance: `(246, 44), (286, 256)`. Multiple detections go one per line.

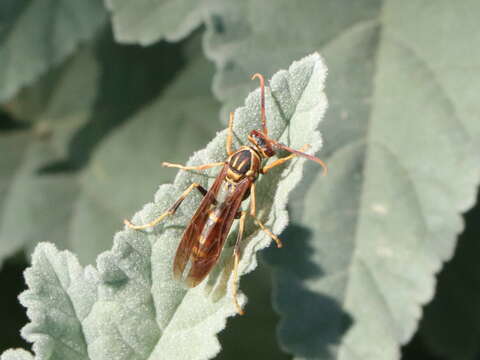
(185, 177), (252, 287)
(173, 164), (228, 280)
(174, 173), (252, 287)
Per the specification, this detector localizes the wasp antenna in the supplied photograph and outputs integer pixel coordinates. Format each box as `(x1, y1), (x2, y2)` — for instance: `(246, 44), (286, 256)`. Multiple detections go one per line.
(251, 73), (267, 135)
(272, 141), (328, 176)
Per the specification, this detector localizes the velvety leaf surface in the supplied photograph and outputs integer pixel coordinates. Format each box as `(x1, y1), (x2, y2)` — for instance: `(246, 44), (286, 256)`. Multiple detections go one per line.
(0, 0), (106, 102)
(20, 243), (97, 360)
(1, 349), (34, 360)
(204, 1), (480, 359)
(105, 0), (207, 45)
(2, 53), (327, 360)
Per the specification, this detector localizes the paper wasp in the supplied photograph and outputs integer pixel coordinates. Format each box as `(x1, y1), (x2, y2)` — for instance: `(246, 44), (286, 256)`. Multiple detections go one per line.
(124, 73), (327, 315)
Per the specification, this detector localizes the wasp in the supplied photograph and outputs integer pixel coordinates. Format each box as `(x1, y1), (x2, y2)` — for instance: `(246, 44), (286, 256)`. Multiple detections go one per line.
(124, 73), (327, 315)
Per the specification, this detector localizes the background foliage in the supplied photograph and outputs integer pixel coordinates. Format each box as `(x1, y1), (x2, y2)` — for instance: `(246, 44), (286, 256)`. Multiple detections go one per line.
(1, 1), (480, 359)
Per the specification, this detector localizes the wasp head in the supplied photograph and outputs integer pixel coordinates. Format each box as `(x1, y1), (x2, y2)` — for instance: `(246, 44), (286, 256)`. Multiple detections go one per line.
(248, 130), (276, 158)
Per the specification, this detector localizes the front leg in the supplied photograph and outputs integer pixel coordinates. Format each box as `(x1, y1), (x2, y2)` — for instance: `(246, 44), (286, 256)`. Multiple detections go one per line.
(162, 161), (224, 171)
(232, 211), (247, 315)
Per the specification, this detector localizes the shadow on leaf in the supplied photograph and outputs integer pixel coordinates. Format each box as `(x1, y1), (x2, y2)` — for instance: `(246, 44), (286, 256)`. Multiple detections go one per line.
(264, 224), (352, 358)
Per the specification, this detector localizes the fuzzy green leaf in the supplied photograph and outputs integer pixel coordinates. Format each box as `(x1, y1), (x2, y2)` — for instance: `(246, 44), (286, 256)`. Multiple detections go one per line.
(3, 53), (327, 360)
(105, 0), (207, 45)
(205, 1), (480, 359)
(20, 243), (97, 360)
(1, 349), (34, 360)
(0, 0), (106, 102)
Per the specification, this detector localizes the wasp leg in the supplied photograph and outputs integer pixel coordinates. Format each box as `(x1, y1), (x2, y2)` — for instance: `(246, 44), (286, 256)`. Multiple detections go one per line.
(232, 211), (247, 315)
(162, 161), (224, 171)
(261, 144), (310, 174)
(249, 182), (257, 217)
(248, 184), (282, 248)
(252, 215), (283, 248)
(124, 183), (207, 230)
(226, 112), (235, 156)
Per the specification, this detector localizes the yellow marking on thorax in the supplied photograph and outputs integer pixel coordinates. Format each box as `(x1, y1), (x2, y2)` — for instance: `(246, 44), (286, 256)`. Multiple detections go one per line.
(231, 155), (240, 168)
(236, 158), (249, 171)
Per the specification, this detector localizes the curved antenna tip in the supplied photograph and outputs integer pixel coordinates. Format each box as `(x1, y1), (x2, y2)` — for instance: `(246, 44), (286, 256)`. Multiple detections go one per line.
(251, 73), (263, 81)
(251, 73), (267, 135)
(272, 141), (328, 176)
(321, 163), (328, 176)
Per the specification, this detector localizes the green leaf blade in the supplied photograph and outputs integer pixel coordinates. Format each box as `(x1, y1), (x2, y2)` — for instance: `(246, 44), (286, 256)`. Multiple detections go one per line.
(105, 0), (206, 45)
(0, 130), (31, 263)
(0, 33), (191, 267)
(205, 1), (480, 359)
(0, 45), (100, 267)
(0, 0), (106, 102)
(83, 230), (159, 359)
(3, 53), (328, 360)
(19, 243), (97, 360)
(1, 349), (34, 360)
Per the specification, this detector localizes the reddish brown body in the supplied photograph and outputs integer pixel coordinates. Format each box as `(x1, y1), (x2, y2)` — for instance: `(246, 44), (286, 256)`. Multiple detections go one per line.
(174, 146), (262, 287)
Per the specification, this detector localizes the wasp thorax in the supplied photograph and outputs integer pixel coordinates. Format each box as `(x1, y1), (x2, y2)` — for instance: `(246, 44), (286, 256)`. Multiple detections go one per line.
(227, 146), (262, 181)
(248, 130), (275, 158)
(228, 149), (252, 175)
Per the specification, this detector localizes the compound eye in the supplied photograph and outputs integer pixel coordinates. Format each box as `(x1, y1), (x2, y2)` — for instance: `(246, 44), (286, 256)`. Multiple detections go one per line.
(255, 136), (265, 147)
